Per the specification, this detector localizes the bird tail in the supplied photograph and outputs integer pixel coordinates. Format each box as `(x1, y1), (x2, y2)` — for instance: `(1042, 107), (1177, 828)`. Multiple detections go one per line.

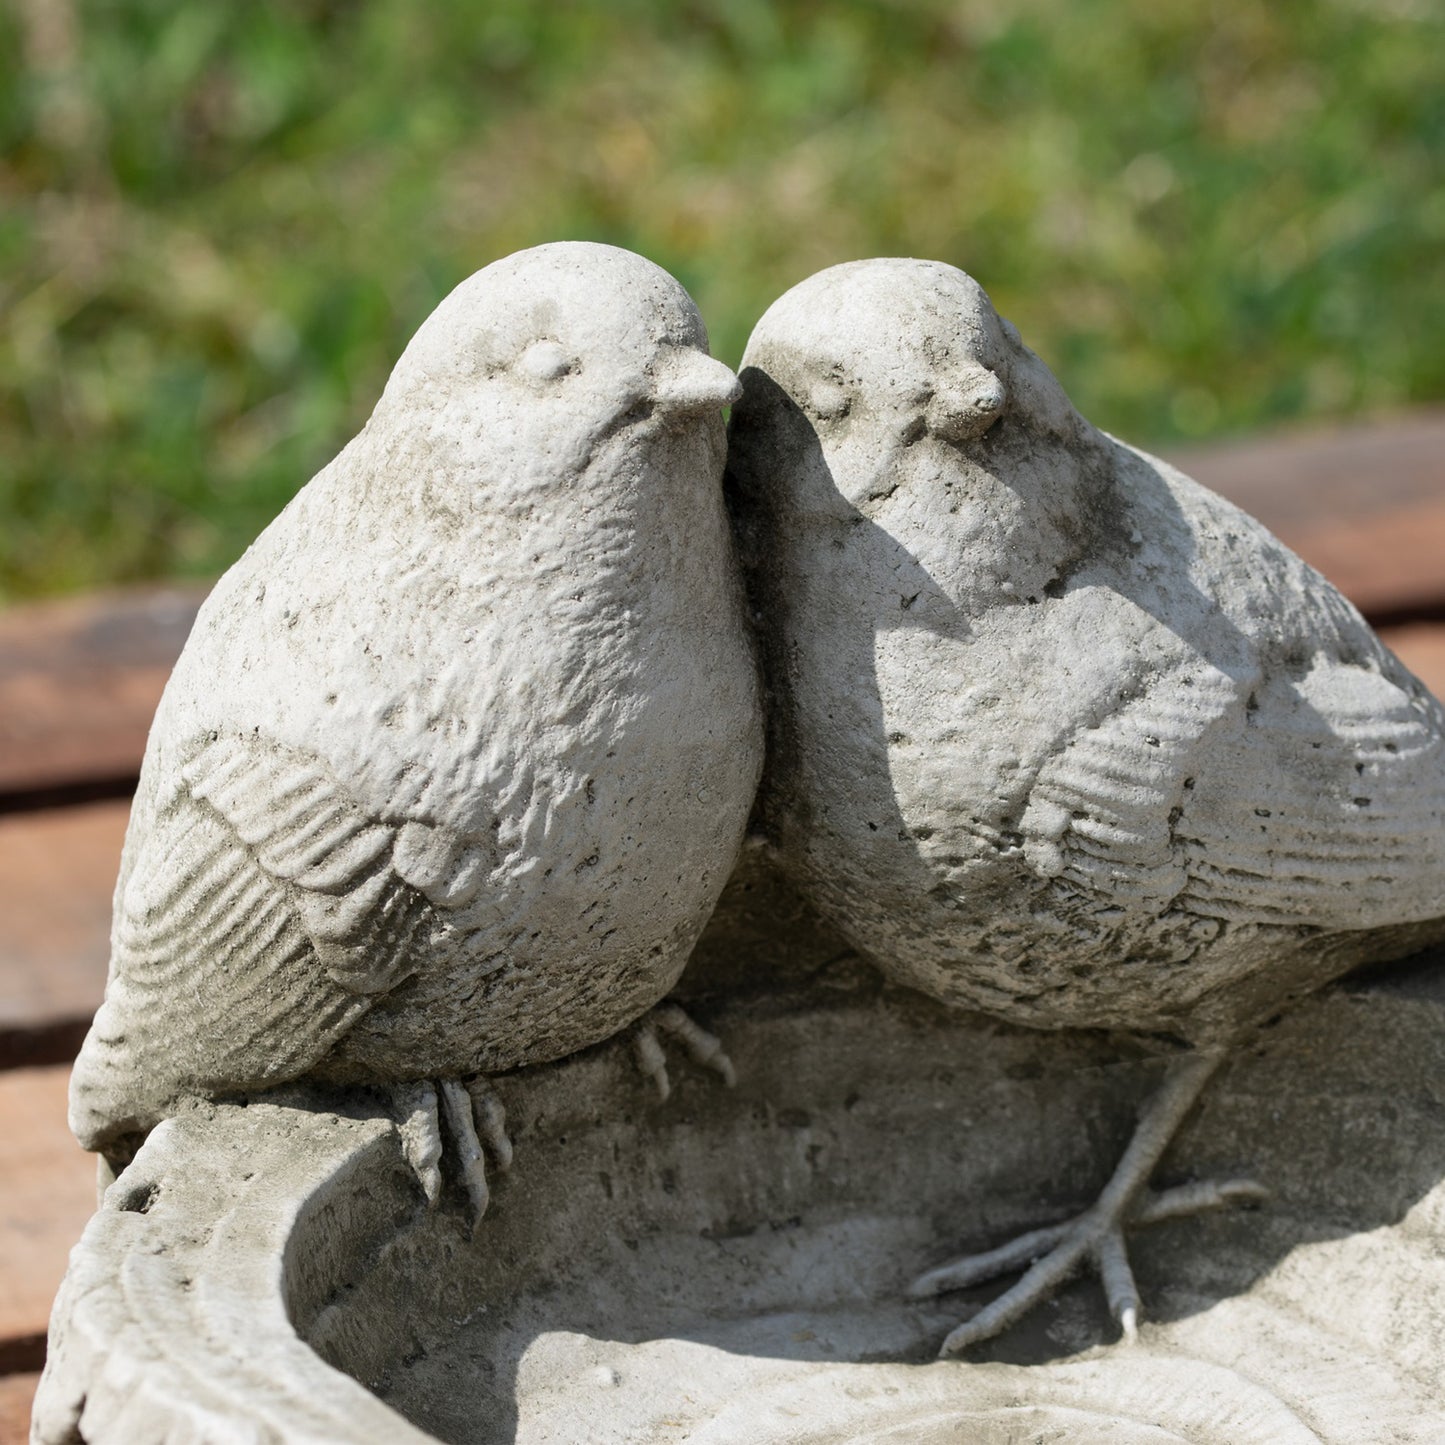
(69, 1002), (168, 1158)
(68, 795), (372, 1159)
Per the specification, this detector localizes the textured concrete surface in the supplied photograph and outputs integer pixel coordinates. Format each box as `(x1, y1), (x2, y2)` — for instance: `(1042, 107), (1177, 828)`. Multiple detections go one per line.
(30, 871), (1445, 1440)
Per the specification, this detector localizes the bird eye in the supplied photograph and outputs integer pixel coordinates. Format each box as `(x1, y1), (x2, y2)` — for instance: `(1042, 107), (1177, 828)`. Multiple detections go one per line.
(517, 340), (574, 383)
(807, 380), (850, 422)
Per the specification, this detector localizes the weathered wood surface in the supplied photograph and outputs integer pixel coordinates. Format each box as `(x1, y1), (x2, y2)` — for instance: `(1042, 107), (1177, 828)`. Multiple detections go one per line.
(0, 1374), (41, 1445)
(0, 804), (128, 1070)
(0, 415), (1439, 806)
(1170, 409), (1445, 622)
(14, 658), (1445, 1074)
(4, 421), (1441, 1073)
(1379, 622), (1445, 701)
(0, 585), (206, 799)
(0, 1067), (96, 1354)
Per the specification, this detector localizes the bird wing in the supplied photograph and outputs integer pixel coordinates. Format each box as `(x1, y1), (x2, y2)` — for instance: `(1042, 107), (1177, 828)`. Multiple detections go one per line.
(1178, 656), (1445, 927)
(1020, 639), (1445, 929)
(175, 735), (418, 990)
(71, 732), (490, 1149)
(179, 734), (492, 985)
(1019, 661), (1246, 907)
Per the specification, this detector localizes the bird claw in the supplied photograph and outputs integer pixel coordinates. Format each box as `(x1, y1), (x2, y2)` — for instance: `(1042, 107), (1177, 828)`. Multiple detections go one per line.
(396, 1081), (444, 1204)
(632, 1003), (736, 1102)
(918, 1173), (1267, 1356)
(394, 1076), (512, 1231)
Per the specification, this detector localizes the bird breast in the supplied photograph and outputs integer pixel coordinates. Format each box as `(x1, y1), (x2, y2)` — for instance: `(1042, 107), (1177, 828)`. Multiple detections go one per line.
(124, 409), (762, 1078)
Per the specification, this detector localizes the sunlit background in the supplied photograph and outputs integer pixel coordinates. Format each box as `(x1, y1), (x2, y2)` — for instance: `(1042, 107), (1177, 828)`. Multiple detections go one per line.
(2, 0), (1441, 601)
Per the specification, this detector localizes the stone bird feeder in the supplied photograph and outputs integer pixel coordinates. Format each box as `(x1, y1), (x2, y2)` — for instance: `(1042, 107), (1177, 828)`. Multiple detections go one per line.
(33, 865), (1445, 1442)
(30, 249), (1445, 1442)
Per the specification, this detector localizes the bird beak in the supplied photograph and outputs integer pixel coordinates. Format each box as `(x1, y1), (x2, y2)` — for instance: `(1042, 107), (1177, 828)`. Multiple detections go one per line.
(651, 352), (743, 415)
(930, 369), (1007, 444)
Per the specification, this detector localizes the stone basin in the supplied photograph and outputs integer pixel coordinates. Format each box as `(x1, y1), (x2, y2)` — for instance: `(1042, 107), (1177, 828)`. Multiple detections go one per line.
(33, 866), (1445, 1443)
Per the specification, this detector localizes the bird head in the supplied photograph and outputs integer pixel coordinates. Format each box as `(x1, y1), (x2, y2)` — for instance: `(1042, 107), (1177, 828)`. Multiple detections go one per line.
(373, 242), (740, 512)
(731, 259), (1105, 613)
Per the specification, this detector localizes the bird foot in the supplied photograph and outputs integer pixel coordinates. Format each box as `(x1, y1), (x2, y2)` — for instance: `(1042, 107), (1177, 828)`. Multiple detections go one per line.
(632, 1002), (736, 1101)
(909, 1175), (1268, 1355)
(393, 1077), (512, 1231)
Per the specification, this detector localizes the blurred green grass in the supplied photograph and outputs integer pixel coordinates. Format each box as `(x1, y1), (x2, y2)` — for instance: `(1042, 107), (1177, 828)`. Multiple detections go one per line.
(1, 0), (1442, 601)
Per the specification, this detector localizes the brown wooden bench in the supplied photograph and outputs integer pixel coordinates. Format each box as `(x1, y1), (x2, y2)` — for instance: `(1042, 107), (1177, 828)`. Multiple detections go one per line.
(1, 412), (1442, 1439)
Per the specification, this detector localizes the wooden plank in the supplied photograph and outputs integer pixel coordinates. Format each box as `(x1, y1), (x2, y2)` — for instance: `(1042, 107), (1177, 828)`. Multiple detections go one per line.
(0, 585), (206, 797)
(1277, 493), (1445, 621)
(0, 801), (125, 1067)
(1379, 622), (1445, 705)
(1167, 410), (1445, 621)
(0, 1373), (40, 1445)
(0, 1066), (96, 1350)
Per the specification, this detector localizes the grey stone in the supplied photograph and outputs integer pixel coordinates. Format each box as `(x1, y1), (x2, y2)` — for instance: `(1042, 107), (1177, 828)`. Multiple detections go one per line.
(67, 241), (763, 1217)
(725, 256), (1445, 1349)
(31, 872), (1445, 1441)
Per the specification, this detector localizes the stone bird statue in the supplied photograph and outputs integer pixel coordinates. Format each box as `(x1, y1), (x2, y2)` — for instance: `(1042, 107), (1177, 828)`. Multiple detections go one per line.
(727, 257), (1445, 1353)
(71, 242), (764, 1223)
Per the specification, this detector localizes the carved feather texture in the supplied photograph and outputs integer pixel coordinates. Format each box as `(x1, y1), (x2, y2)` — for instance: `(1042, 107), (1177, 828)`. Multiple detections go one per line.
(1179, 660), (1445, 925)
(1023, 664), (1244, 902)
(71, 732), (461, 1148)
(1016, 649), (1445, 932)
(182, 735), (434, 994)
(71, 793), (375, 1148)
(393, 818), (493, 909)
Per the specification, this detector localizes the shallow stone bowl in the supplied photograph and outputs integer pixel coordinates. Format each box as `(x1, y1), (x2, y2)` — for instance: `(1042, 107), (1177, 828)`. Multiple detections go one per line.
(34, 874), (1445, 1443)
